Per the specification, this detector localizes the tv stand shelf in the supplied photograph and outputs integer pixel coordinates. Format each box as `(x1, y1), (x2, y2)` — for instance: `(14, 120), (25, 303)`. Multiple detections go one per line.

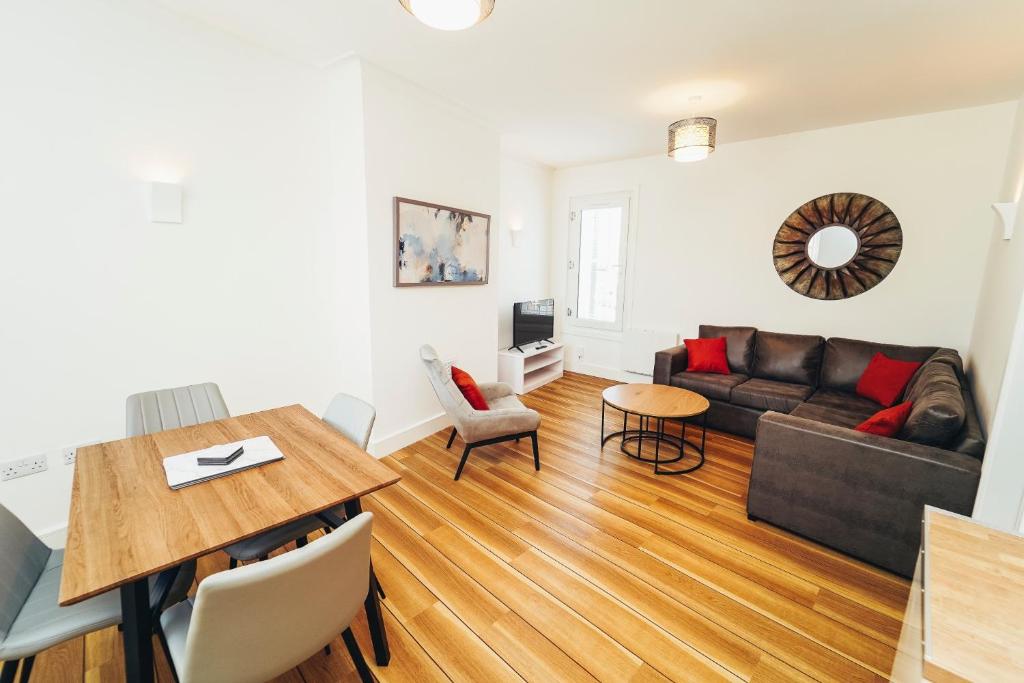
(498, 343), (564, 394)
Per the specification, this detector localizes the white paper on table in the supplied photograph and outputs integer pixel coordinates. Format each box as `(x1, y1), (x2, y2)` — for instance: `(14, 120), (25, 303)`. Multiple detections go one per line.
(162, 435), (285, 489)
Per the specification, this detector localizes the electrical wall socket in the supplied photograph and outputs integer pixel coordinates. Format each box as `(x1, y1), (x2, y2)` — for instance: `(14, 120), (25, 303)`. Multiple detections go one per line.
(576, 346), (585, 361)
(1, 454), (48, 482)
(63, 447), (77, 466)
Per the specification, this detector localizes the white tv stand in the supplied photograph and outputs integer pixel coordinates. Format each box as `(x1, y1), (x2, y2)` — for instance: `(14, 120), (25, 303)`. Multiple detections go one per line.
(498, 342), (564, 394)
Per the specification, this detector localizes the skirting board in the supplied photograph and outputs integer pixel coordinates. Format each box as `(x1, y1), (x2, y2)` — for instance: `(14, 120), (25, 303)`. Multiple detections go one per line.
(368, 411), (451, 458)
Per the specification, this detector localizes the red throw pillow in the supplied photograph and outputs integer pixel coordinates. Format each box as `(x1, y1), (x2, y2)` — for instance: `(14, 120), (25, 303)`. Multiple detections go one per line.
(855, 353), (922, 407)
(855, 401), (913, 437)
(451, 366), (489, 410)
(684, 337), (730, 375)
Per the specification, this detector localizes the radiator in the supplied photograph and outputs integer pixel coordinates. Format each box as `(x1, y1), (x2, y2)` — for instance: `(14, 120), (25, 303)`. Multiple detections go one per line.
(621, 329), (680, 376)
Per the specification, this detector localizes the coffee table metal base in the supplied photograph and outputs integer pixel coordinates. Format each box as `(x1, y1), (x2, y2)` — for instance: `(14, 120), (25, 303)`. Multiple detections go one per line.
(600, 401), (707, 475)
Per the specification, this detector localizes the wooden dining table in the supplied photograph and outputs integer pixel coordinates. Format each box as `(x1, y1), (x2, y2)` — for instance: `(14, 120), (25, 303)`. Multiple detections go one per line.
(58, 404), (401, 683)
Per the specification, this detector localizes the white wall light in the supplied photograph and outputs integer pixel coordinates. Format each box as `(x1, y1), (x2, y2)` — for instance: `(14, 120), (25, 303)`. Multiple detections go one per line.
(509, 221), (523, 248)
(993, 202), (1017, 240)
(149, 182), (182, 223)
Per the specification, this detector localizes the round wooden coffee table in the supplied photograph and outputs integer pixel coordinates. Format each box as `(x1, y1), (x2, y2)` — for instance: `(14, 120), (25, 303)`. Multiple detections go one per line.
(600, 384), (710, 475)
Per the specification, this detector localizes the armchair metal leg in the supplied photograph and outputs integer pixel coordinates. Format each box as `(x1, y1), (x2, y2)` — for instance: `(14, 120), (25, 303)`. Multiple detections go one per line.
(446, 427), (457, 449)
(228, 558), (238, 569)
(296, 536), (308, 548)
(454, 444), (473, 481)
(17, 656), (33, 683)
(1, 660), (19, 683)
(530, 431), (540, 471)
(342, 628), (374, 683)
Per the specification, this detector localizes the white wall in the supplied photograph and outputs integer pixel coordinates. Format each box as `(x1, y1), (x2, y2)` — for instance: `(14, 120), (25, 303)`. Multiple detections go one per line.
(551, 103), (1016, 379)
(0, 0), (341, 540)
(360, 63), (501, 452)
(967, 95), (1024, 430)
(498, 156), (554, 348)
(969, 94), (1024, 530)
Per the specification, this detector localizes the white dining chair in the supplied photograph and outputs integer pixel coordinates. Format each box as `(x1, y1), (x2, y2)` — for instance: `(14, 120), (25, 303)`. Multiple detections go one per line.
(157, 512), (375, 683)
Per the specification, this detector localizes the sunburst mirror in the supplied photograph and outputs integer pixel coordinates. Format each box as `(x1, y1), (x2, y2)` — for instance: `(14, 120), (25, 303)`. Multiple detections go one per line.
(773, 193), (902, 300)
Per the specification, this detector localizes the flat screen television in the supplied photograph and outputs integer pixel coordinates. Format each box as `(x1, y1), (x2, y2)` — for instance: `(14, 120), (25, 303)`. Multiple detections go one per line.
(512, 298), (555, 351)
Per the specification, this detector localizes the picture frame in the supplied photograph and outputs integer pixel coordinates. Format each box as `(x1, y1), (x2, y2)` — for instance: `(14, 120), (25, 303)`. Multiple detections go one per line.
(393, 196), (491, 287)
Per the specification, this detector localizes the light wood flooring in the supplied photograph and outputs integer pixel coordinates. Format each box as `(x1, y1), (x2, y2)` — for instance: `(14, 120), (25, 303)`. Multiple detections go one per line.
(15, 372), (910, 682)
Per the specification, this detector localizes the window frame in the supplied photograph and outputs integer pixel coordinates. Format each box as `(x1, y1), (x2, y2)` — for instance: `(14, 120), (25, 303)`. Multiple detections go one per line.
(565, 191), (632, 333)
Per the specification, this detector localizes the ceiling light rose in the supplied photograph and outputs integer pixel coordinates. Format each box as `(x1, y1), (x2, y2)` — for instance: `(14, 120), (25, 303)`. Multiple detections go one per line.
(399, 0), (495, 31)
(668, 117), (717, 162)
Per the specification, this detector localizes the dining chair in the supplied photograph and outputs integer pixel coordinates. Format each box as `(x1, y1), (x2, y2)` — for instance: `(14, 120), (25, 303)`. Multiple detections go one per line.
(420, 345), (541, 480)
(158, 512), (375, 683)
(0, 504), (172, 683)
(222, 393), (376, 566)
(125, 383), (232, 608)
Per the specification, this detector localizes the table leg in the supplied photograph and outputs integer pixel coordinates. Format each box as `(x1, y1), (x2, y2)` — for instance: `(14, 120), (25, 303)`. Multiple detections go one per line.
(600, 400), (605, 446)
(345, 498), (391, 666)
(120, 578), (154, 683)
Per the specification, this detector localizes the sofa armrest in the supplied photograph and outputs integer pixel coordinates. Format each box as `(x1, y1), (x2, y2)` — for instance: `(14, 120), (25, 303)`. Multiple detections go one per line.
(653, 345), (688, 385)
(477, 382), (514, 401)
(749, 412), (981, 576)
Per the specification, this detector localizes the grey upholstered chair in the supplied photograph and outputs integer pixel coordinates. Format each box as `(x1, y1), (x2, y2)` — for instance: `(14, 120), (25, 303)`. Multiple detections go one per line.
(0, 504), (167, 683)
(222, 393), (376, 566)
(158, 512), (375, 683)
(125, 383), (232, 607)
(420, 345), (541, 480)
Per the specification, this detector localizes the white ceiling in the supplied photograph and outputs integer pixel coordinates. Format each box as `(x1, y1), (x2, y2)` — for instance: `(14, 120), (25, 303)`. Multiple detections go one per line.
(158, 0), (1024, 168)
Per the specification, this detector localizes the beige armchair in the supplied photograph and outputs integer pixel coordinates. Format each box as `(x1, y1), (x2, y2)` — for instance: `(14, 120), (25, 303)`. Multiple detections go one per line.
(420, 345), (541, 480)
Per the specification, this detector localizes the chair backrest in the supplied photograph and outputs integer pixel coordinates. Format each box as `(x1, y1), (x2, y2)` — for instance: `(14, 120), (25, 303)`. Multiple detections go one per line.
(419, 345), (473, 433)
(322, 394), (375, 450)
(0, 504), (51, 641)
(126, 383), (230, 437)
(177, 512), (373, 683)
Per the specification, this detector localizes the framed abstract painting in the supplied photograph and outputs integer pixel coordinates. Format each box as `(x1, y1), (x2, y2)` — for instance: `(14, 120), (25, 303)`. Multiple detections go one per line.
(394, 197), (490, 287)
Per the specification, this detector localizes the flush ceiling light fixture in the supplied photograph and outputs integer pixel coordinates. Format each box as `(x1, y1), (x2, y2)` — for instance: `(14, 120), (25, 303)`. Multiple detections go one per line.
(399, 0), (495, 30)
(668, 96), (717, 163)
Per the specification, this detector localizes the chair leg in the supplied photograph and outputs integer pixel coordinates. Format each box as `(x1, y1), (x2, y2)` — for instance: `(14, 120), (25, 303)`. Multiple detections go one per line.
(377, 580), (386, 600)
(296, 536), (308, 548)
(342, 628), (374, 683)
(258, 554), (269, 561)
(17, 656), (33, 683)
(530, 431), (540, 471)
(1, 660), (20, 683)
(324, 644), (331, 656)
(228, 558), (238, 569)
(446, 427), (457, 449)
(454, 444), (473, 481)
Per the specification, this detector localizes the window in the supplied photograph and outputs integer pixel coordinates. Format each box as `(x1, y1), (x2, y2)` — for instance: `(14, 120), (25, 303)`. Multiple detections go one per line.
(566, 192), (631, 331)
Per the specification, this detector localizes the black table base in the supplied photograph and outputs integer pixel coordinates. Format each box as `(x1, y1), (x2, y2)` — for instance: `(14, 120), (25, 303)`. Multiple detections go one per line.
(600, 400), (707, 475)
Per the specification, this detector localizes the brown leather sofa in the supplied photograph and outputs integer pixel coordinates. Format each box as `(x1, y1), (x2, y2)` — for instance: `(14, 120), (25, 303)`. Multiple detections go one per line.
(653, 325), (985, 577)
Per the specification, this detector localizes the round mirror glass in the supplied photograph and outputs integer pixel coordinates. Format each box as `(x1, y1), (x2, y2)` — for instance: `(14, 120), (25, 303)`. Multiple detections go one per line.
(806, 225), (859, 269)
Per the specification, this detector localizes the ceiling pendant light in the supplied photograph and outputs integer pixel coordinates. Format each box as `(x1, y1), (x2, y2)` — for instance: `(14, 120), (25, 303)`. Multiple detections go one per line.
(668, 97), (717, 162)
(399, 0), (495, 31)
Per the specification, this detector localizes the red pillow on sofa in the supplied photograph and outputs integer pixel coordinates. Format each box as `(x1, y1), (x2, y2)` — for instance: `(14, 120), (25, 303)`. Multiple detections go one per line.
(855, 353), (922, 407)
(451, 366), (489, 410)
(855, 401), (913, 437)
(684, 337), (730, 375)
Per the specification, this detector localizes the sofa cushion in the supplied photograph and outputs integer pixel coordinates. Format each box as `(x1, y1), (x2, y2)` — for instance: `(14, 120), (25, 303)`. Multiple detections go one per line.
(699, 325), (757, 374)
(855, 353), (923, 407)
(684, 337), (730, 374)
(670, 372), (748, 401)
(732, 378), (813, 412)
(820, 337), (937, 393)
(855, 401), (914, 437)
(900, 351), (966, 447)
(752, 331), (824, 386)
(791, 389), (881, 428)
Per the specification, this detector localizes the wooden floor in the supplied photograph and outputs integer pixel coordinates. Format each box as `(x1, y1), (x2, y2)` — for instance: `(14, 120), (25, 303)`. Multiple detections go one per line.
(19, 372), (910, 682)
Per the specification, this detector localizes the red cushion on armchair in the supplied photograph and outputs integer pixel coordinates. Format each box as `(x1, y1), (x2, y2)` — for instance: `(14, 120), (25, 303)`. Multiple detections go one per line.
(451, 366), (490, 410)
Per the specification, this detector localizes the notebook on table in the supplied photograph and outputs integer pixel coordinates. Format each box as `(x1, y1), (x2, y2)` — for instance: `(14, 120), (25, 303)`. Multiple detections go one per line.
(162, 435), (285, 490)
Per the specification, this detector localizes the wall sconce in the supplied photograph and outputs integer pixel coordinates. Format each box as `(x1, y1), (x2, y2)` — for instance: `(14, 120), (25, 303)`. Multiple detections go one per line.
(149, 182), (183, 223)
(993, 202), (1017, 240)
(509, 222), (523, 247)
